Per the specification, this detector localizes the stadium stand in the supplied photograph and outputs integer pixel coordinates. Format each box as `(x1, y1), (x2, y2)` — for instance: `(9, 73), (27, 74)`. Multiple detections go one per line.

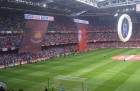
(0, 12), (140, 67)
(1, 0), (140, 90)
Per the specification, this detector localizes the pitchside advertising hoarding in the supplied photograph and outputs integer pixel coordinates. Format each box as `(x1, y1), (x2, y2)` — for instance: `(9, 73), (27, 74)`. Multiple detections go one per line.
(136, 4), (140, 12)
(24, 14), (54, 21)
(74, 19), (89, 24)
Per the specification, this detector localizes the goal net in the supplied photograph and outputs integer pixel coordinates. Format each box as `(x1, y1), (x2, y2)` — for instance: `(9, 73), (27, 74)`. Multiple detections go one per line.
(51, 75), (88, 91)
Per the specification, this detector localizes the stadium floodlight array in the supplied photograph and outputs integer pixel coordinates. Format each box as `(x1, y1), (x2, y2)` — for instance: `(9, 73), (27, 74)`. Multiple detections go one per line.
(76, 0), (140, 8)
(97, 0), (140, 8)
(76, 0), (98, 7)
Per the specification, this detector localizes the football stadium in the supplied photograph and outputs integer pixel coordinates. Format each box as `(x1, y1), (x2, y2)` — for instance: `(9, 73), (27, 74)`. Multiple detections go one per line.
(1, 0), (140, 91)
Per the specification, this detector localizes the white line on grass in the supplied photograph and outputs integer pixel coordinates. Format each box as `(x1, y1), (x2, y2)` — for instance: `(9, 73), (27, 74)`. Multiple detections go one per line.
(125, 55), (135, 60)
(86, 82), (118, 87)
(119, 56), (125, 60)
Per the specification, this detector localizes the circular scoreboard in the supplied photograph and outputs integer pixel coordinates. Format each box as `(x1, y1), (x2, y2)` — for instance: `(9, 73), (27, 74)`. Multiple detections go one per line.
(117, 14), (132, 42)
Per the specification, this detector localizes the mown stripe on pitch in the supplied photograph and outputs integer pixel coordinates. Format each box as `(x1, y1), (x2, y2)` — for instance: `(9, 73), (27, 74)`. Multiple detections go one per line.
(26, 82), (47, 91)
(89, 48), (137, 91)
(40, 48), (122, 73)
(66, 48), (113, 59)
(6, 78), (39, 89)
(0, 48), (140, 91)
(70, 48), (130, 76)
(115, 66), (140, 91)
(16, 73), (51, 83)
(64, 50), (122, 76)
(87, 61), (133, 90)
(94, 62), (140, 91)
(70, 48), (136, 90)
(79, 61), (120, 77)
(74, 48), (128, 74)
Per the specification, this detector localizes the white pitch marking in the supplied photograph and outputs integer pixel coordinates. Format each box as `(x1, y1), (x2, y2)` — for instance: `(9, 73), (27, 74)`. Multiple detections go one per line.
(125, 55), (135, 60)
(119, 56), (125, 60)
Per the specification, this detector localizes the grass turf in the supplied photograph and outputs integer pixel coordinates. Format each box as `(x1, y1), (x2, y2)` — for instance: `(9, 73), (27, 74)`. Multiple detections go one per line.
(1, 48), (140, 91)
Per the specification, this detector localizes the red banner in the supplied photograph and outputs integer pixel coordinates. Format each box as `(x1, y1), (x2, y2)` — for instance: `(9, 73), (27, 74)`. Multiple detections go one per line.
(76, 23), (87, 52)
(19, 20), (49, 54)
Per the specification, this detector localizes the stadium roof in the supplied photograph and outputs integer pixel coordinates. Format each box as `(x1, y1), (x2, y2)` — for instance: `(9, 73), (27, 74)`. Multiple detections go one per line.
(0, 0), (139, 16)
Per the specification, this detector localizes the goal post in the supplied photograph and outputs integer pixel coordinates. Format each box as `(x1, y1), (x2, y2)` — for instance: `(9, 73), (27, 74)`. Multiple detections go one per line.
(51, 75), (88, 91)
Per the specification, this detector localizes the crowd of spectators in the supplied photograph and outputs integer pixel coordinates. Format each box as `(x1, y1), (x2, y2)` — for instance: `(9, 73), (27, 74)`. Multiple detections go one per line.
(87, 41), (140, 50)
(0, 35), (22, 50)
(0, 14), (79, 50)
(1, 12), (140, 67)
(45, 33), (78, 45)
(0, 13), (24, 51)
(48, 18), (77, 32)
(86, 21), (119, 42)
(87, 21), (116, 32)
(86, 22), (140, 42)
(87, 32), (119, 42)
(0, 13), (79, 68)
(0, 45), (77, 66)
(41, 45), (77, 58)
(0, 15), (25, 32)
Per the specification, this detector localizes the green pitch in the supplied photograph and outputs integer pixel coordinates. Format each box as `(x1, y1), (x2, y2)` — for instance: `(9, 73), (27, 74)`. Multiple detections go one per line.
(1, 48), (140, 91)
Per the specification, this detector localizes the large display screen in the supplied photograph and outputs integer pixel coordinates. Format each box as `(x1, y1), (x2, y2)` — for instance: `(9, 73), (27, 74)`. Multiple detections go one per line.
(24, 14), (54, 21)
(118, 14), (132, 42)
